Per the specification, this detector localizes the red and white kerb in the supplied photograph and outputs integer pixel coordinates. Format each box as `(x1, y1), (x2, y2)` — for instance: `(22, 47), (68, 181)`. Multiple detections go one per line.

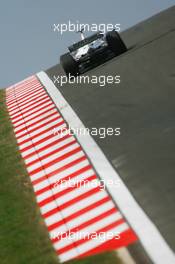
(6, 75), (137, 262)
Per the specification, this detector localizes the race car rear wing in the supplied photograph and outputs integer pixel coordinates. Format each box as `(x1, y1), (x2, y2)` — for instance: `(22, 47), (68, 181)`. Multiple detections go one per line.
(68, 32), (103, 52)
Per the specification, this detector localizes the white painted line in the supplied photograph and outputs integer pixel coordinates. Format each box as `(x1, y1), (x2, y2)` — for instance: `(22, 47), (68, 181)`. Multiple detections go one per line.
(37, 71), (175, 264)
(117, 247), (136, 264)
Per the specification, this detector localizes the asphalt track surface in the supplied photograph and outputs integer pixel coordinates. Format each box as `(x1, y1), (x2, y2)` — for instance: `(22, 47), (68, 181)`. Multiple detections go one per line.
(46, 6), (175, 254)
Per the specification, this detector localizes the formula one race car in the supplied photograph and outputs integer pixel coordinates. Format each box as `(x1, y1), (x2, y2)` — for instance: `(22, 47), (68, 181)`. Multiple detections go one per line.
(60, 28), (127, 77)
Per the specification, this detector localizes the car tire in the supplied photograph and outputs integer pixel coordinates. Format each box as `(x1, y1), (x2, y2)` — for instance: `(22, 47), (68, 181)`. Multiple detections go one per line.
(106, 30), (127, 56)
(60, 53), (79, 77)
